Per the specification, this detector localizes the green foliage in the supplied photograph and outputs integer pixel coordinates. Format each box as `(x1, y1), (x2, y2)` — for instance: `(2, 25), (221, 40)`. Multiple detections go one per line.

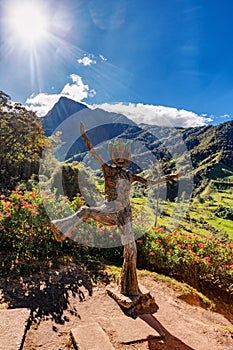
(137, 227), (233, 302)
(155, 184), (233, 239)
(214, 205), (233, 220)
(40, 153), (101, 204)
(0, 188), (82, 275)
(0, 91), (46, 193)
(0, 92), (232, 306)
(0, 187), (232, 304)
(0, 188), (123, 275)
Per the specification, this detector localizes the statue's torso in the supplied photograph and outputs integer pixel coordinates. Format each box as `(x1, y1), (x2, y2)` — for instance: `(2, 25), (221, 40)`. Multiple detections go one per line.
(102, 164), (132, 209)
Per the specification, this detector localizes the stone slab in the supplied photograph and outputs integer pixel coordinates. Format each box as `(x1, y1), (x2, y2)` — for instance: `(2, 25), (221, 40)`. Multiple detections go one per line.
(0, 308), (30, 350)
(106, 284), (159, 315)
(71, 322), (115, 350)
(99, 316), (161, 344)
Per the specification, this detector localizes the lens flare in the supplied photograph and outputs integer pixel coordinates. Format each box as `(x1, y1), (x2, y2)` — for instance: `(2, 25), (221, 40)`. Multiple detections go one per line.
(5, 1), (49, 48)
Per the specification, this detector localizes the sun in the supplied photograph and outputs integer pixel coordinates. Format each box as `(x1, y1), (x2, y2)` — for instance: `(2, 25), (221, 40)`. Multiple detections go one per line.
(6, 1), (49, 48)
(2, 0), (76, 93)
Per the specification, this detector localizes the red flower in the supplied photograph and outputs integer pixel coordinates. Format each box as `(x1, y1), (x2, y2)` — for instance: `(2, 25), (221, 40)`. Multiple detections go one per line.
(224, 244), (233, 249)
(22, 201), (29, 207)
(156, 239), (162, 244)
(225, 264), (233, 269)
(198, 243), (204, 249)
(187, 244), (192, 250)
(137, 239), (143, 244)
(4, 202), (12, 208)
(136, 220), (143, 225)
(31, 210), (39, 215)
(173, 230), (180, 236)
(149, 251), (155, 256)
(203, 257), (211, 261)
(178, 244), (185, 249)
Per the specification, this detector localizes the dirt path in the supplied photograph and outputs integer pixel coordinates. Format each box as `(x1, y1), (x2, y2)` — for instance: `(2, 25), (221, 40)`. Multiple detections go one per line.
(1, 264), (232, 350)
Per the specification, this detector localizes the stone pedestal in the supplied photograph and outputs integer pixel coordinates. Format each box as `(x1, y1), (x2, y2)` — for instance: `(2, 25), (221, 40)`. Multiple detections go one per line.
(106, 284), (159, 317)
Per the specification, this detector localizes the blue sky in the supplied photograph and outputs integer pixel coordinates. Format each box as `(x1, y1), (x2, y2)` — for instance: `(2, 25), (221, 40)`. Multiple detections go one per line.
(1, 0), (233, 127)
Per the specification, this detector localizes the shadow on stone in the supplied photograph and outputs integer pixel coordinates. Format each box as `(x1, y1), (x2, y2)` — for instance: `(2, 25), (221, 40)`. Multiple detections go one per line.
(140, 314), (196, 350)
(0, 265), (93, 324)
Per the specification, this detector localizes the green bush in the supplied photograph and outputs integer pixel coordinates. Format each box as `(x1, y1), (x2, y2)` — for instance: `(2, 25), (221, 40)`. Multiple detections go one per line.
(0, 188), (82, 275)
(214, 205), (233, 220)
(0, 91), (46, 194)
(137, 227), (233, 301)
(1, 188), (232, 304)
(0, 188), (122, 275)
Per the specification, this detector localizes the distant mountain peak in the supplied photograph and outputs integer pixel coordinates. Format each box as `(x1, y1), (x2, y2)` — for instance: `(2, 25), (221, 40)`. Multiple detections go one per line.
(41, 97), (88, 135)
(50, 96), (88, 115)
(56, 96), (87, 107)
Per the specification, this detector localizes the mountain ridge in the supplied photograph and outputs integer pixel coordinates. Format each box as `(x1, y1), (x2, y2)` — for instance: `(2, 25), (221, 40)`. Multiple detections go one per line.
(41, 97), (233, 192)
(41, 97), (88, 135)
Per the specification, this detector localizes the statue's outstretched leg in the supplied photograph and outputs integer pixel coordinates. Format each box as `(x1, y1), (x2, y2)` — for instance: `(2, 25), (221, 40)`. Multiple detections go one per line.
(51, 204), (117, 241)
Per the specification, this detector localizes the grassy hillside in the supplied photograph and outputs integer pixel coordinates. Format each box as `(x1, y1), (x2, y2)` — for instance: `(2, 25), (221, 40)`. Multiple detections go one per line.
(142, 180), (233, 240)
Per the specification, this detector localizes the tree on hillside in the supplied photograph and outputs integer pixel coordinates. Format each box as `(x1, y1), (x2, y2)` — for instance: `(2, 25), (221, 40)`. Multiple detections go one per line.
(0, 91), (46, 193)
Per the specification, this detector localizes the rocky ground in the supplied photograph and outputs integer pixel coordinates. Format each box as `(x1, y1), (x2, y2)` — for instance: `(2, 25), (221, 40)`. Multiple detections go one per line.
(0, 263), (232, 350)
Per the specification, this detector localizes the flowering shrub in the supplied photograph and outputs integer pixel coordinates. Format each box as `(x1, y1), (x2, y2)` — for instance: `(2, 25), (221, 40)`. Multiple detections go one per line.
(137, 227), (233, 301)
(0, 189), (83, 275)
(0, 188), (123, 275)
(0, 188), (232, 303)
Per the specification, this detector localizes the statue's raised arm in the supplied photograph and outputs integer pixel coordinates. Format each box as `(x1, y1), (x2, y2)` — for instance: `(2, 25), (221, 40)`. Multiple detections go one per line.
(80, 122), (104, 166)
(131, 170), (185, 185)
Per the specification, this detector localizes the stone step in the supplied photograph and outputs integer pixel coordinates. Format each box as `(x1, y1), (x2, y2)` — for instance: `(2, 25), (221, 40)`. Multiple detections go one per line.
(71, 322), (115, 350)
(0, 308), (30, 350)
(71, 315), (162, 349)
(99, 315), (162, 344)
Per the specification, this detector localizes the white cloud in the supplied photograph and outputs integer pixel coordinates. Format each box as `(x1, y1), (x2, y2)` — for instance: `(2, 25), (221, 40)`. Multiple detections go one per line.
(26, 74), (96, 116)
(99, 54), (107, 61)
(93, 102), (212, 127)
(26, 93), (62, 117)
(220, 114), (230, 119)
(25, 75), (212, 128)
(77, 56), (96, 66)
(61, 74), (90, 100)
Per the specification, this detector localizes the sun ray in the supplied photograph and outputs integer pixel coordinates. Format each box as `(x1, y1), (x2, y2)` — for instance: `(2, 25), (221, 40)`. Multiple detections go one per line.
(5, 1), (50, 48)
(1, 0), (86, 94)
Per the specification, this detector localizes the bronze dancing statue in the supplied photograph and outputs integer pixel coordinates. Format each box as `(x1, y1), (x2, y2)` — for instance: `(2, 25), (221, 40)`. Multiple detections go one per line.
(51, 122), (183, 296)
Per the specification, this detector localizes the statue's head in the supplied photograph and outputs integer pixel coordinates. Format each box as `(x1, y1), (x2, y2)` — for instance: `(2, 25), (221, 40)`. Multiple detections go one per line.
(108, 139), (131, 167)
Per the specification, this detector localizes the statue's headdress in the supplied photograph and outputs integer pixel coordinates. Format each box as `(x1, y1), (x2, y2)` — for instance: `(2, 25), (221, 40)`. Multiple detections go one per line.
(108, 139), (131, 167)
